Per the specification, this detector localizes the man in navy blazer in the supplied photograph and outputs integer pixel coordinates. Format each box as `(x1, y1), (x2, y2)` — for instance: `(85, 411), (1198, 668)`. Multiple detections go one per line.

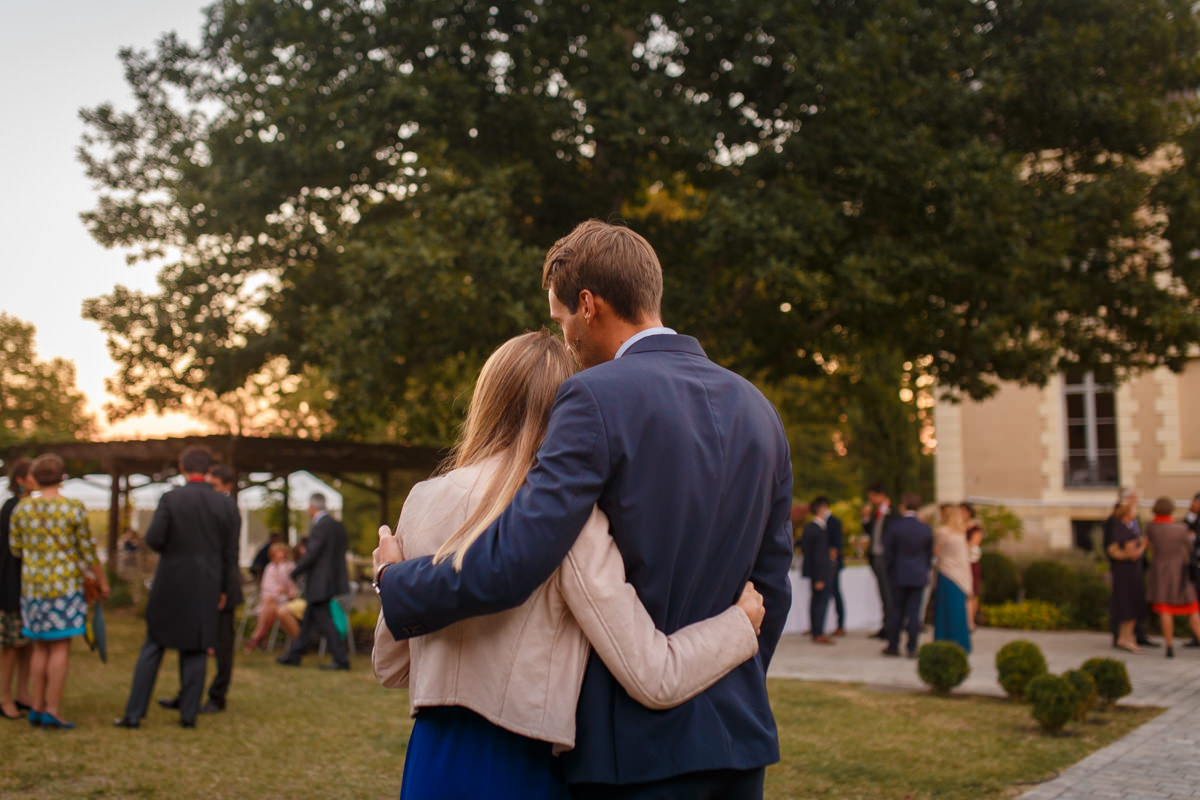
(882, 493), (933, 657)
(374, 220), (793, 798)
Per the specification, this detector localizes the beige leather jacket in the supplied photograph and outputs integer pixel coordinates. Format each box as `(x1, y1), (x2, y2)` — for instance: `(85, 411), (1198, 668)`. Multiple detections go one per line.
(373, 458), (759, 750)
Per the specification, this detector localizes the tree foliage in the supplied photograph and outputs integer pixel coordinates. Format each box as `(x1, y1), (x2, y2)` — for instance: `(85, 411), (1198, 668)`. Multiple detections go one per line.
(0, 314), (97, 446)
(80, 0), (1200, 445)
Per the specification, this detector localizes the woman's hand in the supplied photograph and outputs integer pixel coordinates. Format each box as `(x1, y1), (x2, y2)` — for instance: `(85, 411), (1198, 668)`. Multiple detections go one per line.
(372, 524), (404, 586)
(736, 581), (765, 636)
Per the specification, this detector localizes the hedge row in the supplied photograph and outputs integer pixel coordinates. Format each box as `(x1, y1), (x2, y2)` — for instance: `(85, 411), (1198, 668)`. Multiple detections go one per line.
(979, 553), (1109, 631)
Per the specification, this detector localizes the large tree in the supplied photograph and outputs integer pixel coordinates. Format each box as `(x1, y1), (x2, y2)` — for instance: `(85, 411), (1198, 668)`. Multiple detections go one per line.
(80, 0), (1200, 462)
(0, 314), (96, 446)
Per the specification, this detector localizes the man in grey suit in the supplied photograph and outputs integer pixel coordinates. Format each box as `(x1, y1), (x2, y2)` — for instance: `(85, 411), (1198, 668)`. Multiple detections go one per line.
(114, 447), (239, 729)
(276, 493), (350, 670)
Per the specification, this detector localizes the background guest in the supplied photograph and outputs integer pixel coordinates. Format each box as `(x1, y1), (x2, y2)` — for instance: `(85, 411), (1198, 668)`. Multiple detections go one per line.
(1186, 492), (1200, 648)
(9, 454), (109, 728)
(250, 531), (285, 582)
(827, 503), (846, 636)
(1145, 497), (1200, 658)
(963, 503), (983, 631)
(0, 458), (34, 720)
(862, 484), (898, 640)
(114, 446), (238, 730)
(160, 462), (243, 715)
(883, 493), (933, 658)
(801, 497), (835, 644)
(1106, 498), (1147, 653)
(245, 543), (300, 650)
(275, 495), (350, 670)
(933, 505), (973, 654)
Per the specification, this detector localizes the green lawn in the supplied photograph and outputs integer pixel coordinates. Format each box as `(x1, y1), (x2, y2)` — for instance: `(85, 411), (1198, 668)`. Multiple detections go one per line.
(1, 613), (1156, 799)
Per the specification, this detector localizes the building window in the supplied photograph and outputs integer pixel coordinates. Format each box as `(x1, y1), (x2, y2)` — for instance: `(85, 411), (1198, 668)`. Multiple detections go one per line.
(1063, 370), (1119, 487)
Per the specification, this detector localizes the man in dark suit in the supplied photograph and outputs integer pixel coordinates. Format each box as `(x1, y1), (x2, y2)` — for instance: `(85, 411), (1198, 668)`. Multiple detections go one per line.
(114, 447), (239, 729)
(882, 493), (933, 658)
(158, 464), (242, 714)
(276, 492), (350, 670)
(862, 484), (898, 639)
(375, 220), (793, 799)
(801, 497), (835, 644)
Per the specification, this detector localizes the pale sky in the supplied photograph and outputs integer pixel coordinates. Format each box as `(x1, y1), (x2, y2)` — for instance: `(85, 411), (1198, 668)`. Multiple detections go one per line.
(0, 0), (213, 438)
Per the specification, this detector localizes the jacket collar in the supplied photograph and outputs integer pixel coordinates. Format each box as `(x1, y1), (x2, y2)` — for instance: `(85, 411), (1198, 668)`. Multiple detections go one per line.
(620, 333), (706, 359)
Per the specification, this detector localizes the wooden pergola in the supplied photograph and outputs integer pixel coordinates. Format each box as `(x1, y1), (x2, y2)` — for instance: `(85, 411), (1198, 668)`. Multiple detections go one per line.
(0, 435), (443, 566)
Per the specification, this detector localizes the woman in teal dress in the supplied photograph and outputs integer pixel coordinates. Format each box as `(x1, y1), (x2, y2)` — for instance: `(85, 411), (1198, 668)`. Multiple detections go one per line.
(9, 454), (108, 729)
(933, 505), (973, 654)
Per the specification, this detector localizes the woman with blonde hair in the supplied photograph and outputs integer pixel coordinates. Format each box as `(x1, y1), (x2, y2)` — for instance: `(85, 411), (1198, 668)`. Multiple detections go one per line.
(9, 454), (109, 728)
(933, 504), (973, 653)
(1145, 496), (1200, 658)
(373, 331), (764, 800)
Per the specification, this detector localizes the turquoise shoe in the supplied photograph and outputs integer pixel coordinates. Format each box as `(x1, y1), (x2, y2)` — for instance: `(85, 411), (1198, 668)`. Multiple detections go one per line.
(28, 710), (42, 727)
(40, 712), (75, 730)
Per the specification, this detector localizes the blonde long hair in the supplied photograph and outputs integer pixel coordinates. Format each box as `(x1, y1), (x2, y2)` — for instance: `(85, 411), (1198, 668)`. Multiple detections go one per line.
(433, 331), (577, 569)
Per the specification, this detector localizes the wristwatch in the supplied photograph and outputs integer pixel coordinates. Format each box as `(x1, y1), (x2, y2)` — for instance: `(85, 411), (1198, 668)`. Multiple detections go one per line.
(372, 562), (394, 595)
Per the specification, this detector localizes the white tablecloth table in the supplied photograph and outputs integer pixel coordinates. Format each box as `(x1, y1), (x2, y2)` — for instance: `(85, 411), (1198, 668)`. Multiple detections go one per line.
(782, 563), (884, 634)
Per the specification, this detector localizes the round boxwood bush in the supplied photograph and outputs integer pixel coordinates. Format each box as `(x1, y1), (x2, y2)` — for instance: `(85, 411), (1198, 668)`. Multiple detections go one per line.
(996, 639), (1048, 700)
(1022, 560), (1080, 607)
(1081, 657), (1132, 707)
(1027, 674), (1077, 734)
(1063, 668), (1098, 721)
(980, 551), (1020, 605)
(917, 641), (971, 695)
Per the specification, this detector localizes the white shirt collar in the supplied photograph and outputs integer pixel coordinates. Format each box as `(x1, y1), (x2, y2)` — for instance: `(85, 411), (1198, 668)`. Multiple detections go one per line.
(615, 327), (676, 359)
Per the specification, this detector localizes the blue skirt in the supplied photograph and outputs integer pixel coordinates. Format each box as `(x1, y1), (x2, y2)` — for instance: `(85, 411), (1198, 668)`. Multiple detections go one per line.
(21, 592), (86, 641)
(400, 706), (571, 800)
(933, 574), (972, 654)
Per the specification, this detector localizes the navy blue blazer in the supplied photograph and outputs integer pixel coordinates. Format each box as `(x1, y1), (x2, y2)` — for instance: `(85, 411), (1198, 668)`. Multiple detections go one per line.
(380, 334), (794, 785)
(828, 514), (845, 569)
(800, 521), (831, 584)
(883, 514), (933, 588)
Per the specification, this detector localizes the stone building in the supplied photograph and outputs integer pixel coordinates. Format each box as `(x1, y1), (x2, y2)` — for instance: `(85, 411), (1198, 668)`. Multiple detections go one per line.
(935, 364), (1200, 553)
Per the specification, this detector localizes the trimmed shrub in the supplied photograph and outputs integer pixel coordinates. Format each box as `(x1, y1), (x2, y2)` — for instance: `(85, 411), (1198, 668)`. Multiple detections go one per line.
(1081, 658), (1132, 707)
(1064, 669), (1098, 721)
(1068, 578), (1110, 631)
(979, 551), (1020, 605)
(1027, 674), (1076, 733)
(1022, 560), (1080, 607)
(996, 639), (1048, 700)
(980, 601), (1068, 631)
(917, 641), (971, 695)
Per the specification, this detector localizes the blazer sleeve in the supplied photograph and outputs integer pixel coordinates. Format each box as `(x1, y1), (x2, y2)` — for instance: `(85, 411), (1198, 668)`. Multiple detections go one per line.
(828, 516), (843, 555)
(291, 520), (327, 579)
(559, 508), (758, 710)
(380, 379), (610, 640)
(883, 520), (896, 573)
(746, 433), (794, 669)
(144, 495), (172, 553)
(371, 611), (411, 689)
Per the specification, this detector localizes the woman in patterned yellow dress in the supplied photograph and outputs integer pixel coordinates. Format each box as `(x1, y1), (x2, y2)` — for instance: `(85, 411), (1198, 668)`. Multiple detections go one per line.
(9, 454), (108, 729)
